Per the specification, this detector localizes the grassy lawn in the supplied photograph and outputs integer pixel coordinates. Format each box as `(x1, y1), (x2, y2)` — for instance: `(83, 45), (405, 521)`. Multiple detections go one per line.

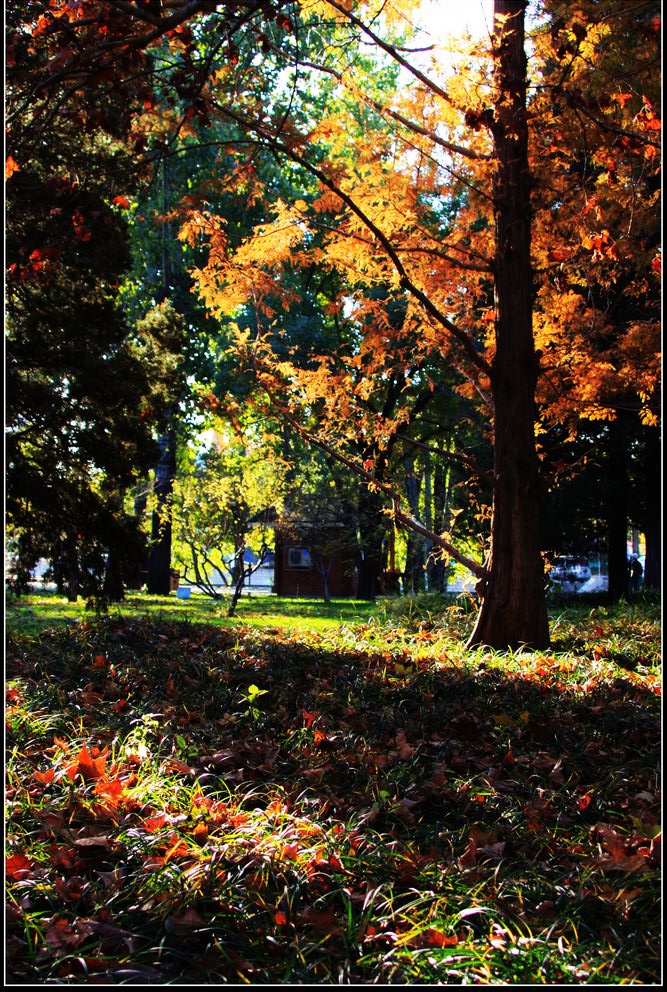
(5, 591), (661, 984)
(5, 590), (381, 637)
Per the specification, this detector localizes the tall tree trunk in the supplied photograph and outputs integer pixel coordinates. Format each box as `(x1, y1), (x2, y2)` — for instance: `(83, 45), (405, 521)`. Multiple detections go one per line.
(606, 417), (629, 600)
(146, 428), (176, 594)
(356, 486), (386, 599)
(104, 550), (125, 602)
(227, 549), (246, 616)
(147, 159), (177, 596)
(357, 549), (383, 599)
(125, 489), (147, 590)
(636, 426), (660, 590)
(404, 458), (425, 593)
(422, 450), (435, 590)
(426, 448), (450, 593)
(643, 519), (660, 590)
(468, 0), (549, 649)
(320, 563), (332, 605)
(64, 534), (79, 602)
(227, 577), (244, 616)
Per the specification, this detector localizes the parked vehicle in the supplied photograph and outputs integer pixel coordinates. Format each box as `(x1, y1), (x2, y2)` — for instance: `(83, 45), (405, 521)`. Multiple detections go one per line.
(549, 556), (592, 585)
(577, 575), (609, 594)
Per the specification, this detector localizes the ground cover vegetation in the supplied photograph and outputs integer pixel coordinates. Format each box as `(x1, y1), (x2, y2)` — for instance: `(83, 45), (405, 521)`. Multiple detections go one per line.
(6, 595), (660, 984)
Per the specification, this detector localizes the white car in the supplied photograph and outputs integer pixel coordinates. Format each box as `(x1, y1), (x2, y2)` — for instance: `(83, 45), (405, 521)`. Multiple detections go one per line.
(577, 575), (608, 594)
(549, 556), (592, 585)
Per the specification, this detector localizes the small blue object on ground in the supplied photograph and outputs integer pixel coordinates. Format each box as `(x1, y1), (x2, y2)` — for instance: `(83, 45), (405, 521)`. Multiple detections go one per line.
(176, 587), (191, 599)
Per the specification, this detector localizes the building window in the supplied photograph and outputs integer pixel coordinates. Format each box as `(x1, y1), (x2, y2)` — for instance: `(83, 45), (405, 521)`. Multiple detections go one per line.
(286, 547), (312, 569)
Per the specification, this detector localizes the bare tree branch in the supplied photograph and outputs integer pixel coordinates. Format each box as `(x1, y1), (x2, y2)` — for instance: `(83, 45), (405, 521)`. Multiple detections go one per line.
(255, 378), (487, 579)
(394, 432), (493, 484)
(213, 102), (493, 379)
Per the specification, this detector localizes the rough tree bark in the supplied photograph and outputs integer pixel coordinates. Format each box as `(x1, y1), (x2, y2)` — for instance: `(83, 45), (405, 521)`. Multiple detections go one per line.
(146, 159), (177, 596)
(146, 428), (177, 595)
(425, 447), (450, 593)
(404, 457), (426, 593)
(355, 485), (387, 599)
(467, 0), (550, 648)
(605, 416), (630, 600)
(639, 429), (660, 590)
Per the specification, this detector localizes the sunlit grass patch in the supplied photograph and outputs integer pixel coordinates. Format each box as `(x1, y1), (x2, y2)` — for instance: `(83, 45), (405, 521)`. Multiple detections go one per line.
(4, 589), (382, 637)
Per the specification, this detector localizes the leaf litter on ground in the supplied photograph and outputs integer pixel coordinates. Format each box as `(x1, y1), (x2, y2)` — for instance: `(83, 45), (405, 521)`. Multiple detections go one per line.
(5, 598), (661, 984)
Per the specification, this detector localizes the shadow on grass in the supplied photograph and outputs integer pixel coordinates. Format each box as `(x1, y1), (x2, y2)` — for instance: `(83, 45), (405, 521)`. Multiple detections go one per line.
(6, 617), (661, 984)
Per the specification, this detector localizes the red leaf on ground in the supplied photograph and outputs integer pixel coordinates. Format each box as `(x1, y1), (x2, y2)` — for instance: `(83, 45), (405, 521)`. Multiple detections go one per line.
(143, 813), (170, 832)
(45, 918), (83, 950)
(192, 822), (209, 842)
(459, 836), (477, 868)
(73, 834), (112, 851)
(302, 709), (318, 728)
(5, 155), (20, 179)
(277, 842), (301, 861)
(480, 841), (506, 858)
(163, 836), (190, 861)
(77, 917), (137, 952)
(300, 906), (341, 935)
(47, 844), (78, 870)
(395, 729), (416, 760)
(37, 810), (66, 836)
(54, 875), (87, 902)
(649, 833), (661, 862)
(6, 852), (32, 878)
(301, 765), (326, 782)
(164, 908), (204, 934)
(163, 757), (194, 774)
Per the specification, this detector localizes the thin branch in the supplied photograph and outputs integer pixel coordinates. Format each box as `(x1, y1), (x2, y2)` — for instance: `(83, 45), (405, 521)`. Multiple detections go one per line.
(293, 56), (490, 161)
(394, 432), (493, 484)
(215, 103), (492, 378)
(323, 0), (461, 108)
(566, 96), (661, 149)
(258, 381), (487, 578)
(394, 245), (491, 273)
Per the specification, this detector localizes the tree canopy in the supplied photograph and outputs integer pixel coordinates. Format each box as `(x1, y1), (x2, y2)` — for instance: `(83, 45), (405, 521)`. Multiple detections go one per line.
(5, 0), (661, 642)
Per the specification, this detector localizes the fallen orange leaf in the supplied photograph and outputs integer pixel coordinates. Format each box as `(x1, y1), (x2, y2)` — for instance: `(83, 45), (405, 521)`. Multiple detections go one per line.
(34, 768), (55, 785)
(143, 813), (170, 832)
(94, 778), (126, 805)
(70, 745), (108, 781)
(5, 155), (20, 180)
(425, 928), (459, 947)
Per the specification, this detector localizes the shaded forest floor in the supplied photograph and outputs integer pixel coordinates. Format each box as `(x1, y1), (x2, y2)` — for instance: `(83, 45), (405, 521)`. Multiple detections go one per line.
(5, 594), (661, 984)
